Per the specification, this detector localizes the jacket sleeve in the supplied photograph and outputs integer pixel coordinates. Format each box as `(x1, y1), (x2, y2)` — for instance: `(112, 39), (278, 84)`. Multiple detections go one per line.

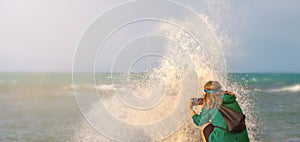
(192, 107), (210, 126)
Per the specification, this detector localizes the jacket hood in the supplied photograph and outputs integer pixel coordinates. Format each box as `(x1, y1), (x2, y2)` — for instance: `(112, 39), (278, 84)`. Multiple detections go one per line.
(222, 93), (236, 104)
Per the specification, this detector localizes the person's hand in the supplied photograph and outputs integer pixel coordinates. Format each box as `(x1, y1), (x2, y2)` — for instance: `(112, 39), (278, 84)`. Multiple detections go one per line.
(188, 98), (193, 110)
(188, 99), (196, 116)
(201, 101), (206, 108)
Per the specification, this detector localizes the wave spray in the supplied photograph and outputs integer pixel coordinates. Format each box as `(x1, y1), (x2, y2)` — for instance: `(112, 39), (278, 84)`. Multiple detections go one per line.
(72, 1), (259, 141)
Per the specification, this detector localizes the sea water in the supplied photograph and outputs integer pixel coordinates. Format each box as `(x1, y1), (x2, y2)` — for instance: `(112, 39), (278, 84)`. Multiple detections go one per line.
(1, 73), (300, 142)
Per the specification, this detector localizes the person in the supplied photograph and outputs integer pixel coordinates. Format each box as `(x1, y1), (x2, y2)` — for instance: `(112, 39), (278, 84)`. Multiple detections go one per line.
(188, 81), (249, 142)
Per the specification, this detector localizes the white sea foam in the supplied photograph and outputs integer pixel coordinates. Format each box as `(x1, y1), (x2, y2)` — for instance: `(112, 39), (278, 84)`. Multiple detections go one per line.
(254, 88), (262, 92)
(82, 84), (120, 91)
(268, 84), (300, 92)
(251, 78), (258, 82)
(63, 84), (118, 92)
(95, 84), (116, 91)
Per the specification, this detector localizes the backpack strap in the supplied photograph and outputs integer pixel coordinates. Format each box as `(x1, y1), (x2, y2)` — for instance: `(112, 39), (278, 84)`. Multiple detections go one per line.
(214, 125), (229, 132)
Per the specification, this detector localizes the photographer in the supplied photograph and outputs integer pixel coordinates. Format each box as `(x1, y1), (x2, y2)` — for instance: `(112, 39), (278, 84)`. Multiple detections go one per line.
(188, 81), (249, 142)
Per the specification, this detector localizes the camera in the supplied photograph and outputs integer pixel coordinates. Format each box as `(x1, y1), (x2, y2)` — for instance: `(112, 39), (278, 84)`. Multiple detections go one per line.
(191, 98), (204, 106)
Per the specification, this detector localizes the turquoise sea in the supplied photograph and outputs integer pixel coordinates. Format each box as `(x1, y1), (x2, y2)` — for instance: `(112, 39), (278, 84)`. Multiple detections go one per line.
(229, 73), (300, 142)
(0, 73), (300, 142)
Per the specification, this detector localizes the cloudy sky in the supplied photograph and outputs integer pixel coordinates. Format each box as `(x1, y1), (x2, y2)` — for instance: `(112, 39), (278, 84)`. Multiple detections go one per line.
(0, 0), (299, 73)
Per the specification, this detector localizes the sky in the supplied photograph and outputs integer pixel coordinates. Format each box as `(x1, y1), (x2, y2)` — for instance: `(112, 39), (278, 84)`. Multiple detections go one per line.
(0, 0), (299, 73)
(228, 0), (300, 73)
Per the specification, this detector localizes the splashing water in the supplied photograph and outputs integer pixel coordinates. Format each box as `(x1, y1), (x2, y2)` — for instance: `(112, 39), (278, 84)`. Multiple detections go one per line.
(72, 1), (259, 142)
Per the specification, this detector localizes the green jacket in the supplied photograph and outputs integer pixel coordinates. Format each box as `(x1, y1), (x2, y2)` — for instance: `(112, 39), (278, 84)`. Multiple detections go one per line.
(192, 93), (250, 142)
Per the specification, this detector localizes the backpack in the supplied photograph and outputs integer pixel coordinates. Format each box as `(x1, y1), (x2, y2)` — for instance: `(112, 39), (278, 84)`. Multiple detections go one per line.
(216, 105), (246, 133)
